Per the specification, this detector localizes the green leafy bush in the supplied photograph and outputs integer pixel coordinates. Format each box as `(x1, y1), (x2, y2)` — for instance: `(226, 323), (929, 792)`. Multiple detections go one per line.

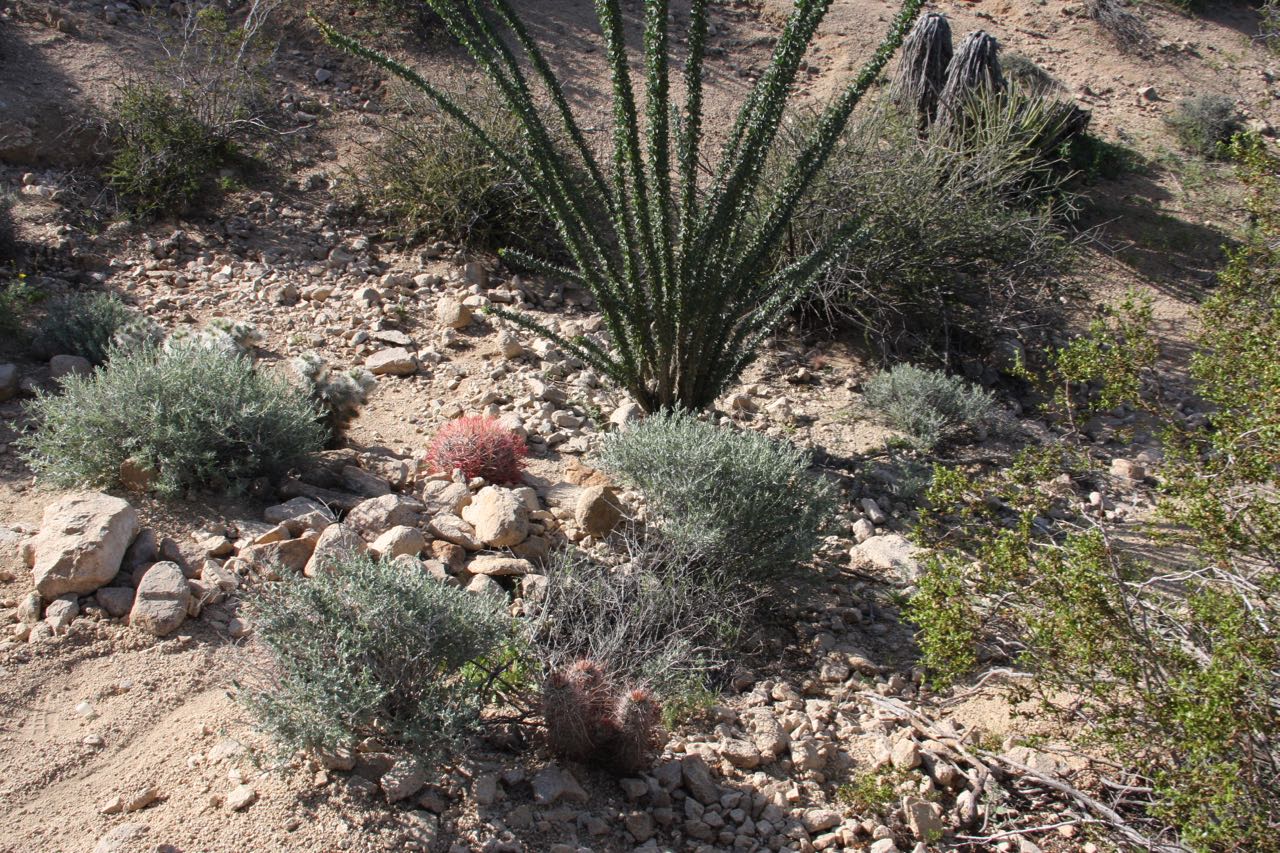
(36, 292), (149, 364)
(864, 364), (997, 450)
(1164, 94), (1241, 159)
(0, 273), (43, 341)
(778, 96), (1074, 359)
(907, 138), (1280, 851)
(105, 5), (273, 216)
(241, 553), (508, 757)
(596, 410), (839, 582)
(20, 343), (326, 495)
(351, 88), (556, 251)
(318, 0), (926, 411)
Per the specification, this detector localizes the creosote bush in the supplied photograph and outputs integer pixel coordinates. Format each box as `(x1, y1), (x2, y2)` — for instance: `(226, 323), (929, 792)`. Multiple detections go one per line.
(351, 87), (555, 251)
(20, 343), (326, 496)
(426, 416), (527, 483)
(596, 410), (839, 582)
(241, 553), (508, 758)
(318, 0), (927, 411)
(863, 364), (997, 451)
(1164, 94), (1241, 159)
(106, 3), (275, 216)
(907, 135), (1280, 853)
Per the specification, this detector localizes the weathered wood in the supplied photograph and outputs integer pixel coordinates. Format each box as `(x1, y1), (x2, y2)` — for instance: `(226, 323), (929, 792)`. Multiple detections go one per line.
(892, 12), (953, 130)
(937, 30), (1005, 127)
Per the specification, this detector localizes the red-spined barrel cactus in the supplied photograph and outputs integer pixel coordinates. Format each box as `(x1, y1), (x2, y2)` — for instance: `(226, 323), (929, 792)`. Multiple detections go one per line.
(425, 416), (527, 484)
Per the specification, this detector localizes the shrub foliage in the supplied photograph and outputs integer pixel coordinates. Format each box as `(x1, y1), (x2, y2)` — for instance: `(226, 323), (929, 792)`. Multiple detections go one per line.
(863, 364), (997, 451)
(1164, 94), (1241, 159)
(20, 343), (326, 495)
(242, 553), (508, 757)
(596, 410), (839, 582)
(318, 0), (925, 411)
(36, 292), (148, 365)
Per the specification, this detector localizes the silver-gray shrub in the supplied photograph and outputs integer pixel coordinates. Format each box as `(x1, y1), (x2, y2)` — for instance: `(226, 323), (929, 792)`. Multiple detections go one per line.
(863, 363), (997, 450)
(596, 410), (840, 583)
(240, 553), (508, 757)
(525, 531), (752, 698)
(36, 292), (157, 365)
(19, 342), (326, 495)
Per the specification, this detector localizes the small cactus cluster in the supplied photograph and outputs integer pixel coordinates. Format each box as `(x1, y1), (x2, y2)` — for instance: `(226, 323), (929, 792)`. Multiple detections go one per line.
(290, 351), (377, 442)
(425, 416), (527, 484)
(110, 314), (165, 353)
(541, 659), (661, 772)
(165, 318), (263, 356)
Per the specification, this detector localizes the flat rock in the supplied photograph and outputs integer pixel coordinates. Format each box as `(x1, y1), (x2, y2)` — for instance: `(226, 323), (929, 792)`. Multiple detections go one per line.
(365, 347), (418, 376)
(93, 823), (150, 853)
(680, 755), (720, 805)
(238, 537), (316, 576)
(381, 757), (426, 803)
(467, 555), (533, 576)
(532, 765), (588, 805)
(226, 784), (257, 811)
(50, 353), (92, 379)
(429, 514), (482, 550)
(421, 480), (472, 516)
(264, 497), (332, 524)
(849, 534), (922, 583)
(30, 493), (139, 598)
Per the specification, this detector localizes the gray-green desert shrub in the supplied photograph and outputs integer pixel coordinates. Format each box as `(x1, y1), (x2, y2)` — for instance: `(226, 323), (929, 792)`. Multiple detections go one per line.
(864, 364), (996, 450)
(20, 343), (325, 495)
(241, 553), (508, 757)
(776, 95), (1073, 359)
(351, 87), (555, 252)
(318, 0), (926, 411)
(1165, 94), (1241, 159)
(596, 410), (839, 582)
(37, 292), (154, 365)
(290, 351), (377, 442)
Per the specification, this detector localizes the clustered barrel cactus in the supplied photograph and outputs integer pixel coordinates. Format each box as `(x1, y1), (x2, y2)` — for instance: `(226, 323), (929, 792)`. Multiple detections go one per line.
(542, 658), (661, 773)
(317, 0), (924, 411)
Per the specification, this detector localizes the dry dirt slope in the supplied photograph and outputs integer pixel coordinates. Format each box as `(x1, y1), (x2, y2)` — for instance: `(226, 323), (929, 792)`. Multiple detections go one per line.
(0, 0), (1277, 850)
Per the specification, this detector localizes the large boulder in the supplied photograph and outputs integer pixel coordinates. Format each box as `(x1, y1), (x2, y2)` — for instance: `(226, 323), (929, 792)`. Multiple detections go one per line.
(346, 494), (425, 535)
(461, 487), (529, 548)
(304, 523), (367, 576)
(29, 493), (140, 597)
(849, 534), (923, 583)
(575, 485), (622, 537)
(129, 561), (191, 636)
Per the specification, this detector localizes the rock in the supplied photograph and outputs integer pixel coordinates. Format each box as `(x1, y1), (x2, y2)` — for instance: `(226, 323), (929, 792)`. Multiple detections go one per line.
(101, 786), (160, 814)
(381, 757), (427, 803)
(436, 298), (472, 329)
(1110, 458), (1145, 481)
(17, 591), (42, 624)
(49, 354), (92, 379)
(30, 493), (139, 597)
(849, 534), (922, 583)
(0, 363), (17, 401)
(1137, 85), (1158, 101)
(870, 839), (899, 853)
(466, 574), (506, 600)
(403, 810), (438, 848)
(304, 523), (367, 575)
(860, 497), (889, 525)
(118, 458), (157, 492)
(626, 810), (654, 842)
(370, 526), (426, 560)
(461, 487), (529, 548)
(610, 402), (643, 428)
(422, 480), (471, 516)
(891, 738), (921, 771)
(365, 347), (418, 376)
(803, 808), (841, 833)
(429, 514), (482, 550)
(532, 765), (589, 805)
(719, 738), (762, 769)
(680, 755), (720, 805)
(341, 465), (393, 497)
(467, 555), (533, 576)
(93, 823), (150, 853)
(226, 784), (257, 811)
(473, 773), (500, 806)
(264, 497), (332, 525)
(238, 537), (316, 576)
(574, 486), (622, 537)
(902, 796), (944, 841)
(347, 494), (425, 534)
(44, 595), (78, 633)
(852, 518), (875, 543)
(128, 562), (190, 636)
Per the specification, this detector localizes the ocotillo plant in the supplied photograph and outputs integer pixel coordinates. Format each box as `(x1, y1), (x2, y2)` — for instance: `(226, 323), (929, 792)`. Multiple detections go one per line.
(317, 0), (924, 411)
